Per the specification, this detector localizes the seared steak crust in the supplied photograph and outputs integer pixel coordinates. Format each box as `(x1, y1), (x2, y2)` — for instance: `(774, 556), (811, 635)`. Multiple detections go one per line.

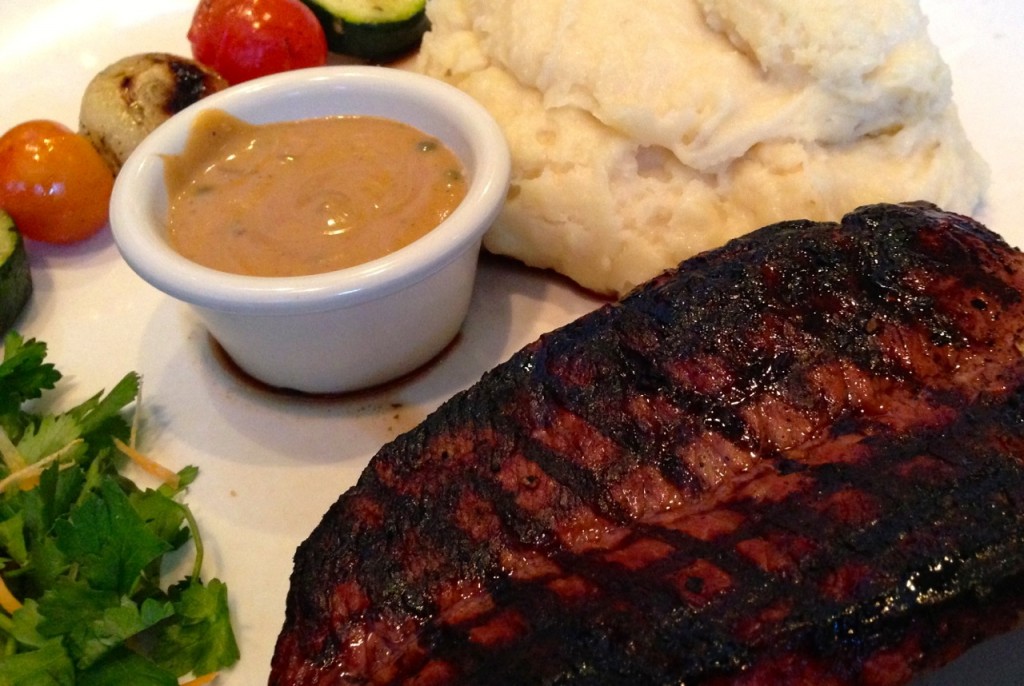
(271, 203), (1024, 685)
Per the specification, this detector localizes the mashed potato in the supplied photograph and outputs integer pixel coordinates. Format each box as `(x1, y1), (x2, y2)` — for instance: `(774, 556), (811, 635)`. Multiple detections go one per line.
(415, 0), (988, 295)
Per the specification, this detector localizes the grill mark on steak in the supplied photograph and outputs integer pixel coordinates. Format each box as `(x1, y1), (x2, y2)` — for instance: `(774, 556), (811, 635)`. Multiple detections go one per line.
(271, 203), (1024, 685)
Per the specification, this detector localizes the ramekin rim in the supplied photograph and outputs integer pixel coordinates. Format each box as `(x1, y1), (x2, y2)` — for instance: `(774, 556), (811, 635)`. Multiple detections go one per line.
(109, 65), (511, 315)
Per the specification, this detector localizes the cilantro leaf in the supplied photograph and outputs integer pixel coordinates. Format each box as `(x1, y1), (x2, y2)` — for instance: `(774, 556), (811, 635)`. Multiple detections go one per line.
(9, 598), (45, 648)
(34, 579), (171, 669)
(0, 638), (75, 686)
(129, 487), (191, 552)
(0, 334), (239, 681)
(14, 414), (87, 464)
(0, 509), (27, 565)
(52, 479), (171, 596)
(150, 578), (240, 676)
(17, 461), (86, 537)
(0, 332), (60, 420)
(77, 649), (178, 686)
(72, 372), (139, 437)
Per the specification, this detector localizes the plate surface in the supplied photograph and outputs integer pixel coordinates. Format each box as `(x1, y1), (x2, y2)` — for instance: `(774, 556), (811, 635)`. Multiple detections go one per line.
(1, 1), (1021, 683)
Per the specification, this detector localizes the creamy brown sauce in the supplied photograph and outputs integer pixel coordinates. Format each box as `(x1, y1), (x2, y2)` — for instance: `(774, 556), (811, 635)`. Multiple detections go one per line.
(163, 109), (467, 277)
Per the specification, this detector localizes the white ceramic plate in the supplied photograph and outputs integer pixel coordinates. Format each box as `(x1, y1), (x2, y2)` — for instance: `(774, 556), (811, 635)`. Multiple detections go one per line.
(1, 1), (1021, 683)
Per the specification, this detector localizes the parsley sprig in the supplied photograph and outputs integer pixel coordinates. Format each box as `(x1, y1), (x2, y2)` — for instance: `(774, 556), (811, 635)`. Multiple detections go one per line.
(0, 332), (239, 685)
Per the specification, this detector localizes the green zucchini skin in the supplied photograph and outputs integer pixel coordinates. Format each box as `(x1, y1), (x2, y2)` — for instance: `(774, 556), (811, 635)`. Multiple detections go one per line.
(0, 211), (32, 334)
(301, 0), (430, 61)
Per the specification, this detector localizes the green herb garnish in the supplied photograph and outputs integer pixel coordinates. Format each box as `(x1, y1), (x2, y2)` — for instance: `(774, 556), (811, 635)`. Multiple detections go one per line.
(0, 331), (239, 685)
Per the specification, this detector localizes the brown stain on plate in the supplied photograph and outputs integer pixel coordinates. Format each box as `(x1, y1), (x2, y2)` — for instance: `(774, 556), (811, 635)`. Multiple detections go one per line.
(207, 331), (462, 403)
(206, 333), (464, 441)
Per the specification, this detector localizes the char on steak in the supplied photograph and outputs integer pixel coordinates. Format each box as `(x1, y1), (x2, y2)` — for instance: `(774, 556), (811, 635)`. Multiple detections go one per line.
(271, 203), (1024, 685)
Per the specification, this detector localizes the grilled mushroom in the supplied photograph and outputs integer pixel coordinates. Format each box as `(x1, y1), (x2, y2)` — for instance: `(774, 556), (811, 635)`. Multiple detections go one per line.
(79, 53), (227, 174)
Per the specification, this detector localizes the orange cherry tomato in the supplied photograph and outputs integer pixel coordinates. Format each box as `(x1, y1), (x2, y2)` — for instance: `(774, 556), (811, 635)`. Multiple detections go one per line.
(0, 120), (115, 244)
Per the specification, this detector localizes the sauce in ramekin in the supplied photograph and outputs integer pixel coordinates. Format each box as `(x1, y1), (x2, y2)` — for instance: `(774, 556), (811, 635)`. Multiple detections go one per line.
(163, 109), (467, 277)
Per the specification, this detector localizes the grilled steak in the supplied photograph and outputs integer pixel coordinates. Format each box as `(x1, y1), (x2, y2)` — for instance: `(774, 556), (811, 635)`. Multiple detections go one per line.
(271, 202), (1024, 685)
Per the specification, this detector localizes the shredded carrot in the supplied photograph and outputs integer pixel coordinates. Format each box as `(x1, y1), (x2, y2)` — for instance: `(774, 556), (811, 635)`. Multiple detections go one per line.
(17, 472), (40, 491)
(0, 440), (81, 494)
(114, 437), (180, 490)
(0, 574), (22, 614)
(181, 673), (218, 686)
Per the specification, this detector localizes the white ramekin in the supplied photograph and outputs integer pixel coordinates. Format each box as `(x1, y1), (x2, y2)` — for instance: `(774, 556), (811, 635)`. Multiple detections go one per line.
(111, 65), (510, 393)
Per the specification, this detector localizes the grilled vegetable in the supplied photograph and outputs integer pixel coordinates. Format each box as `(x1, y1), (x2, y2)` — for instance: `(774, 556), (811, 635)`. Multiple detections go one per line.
(188, 0), (327, 85)
(79, 53), (227, 174)
(301, 0), (428, 60)
(0, 211), (31, 333)
(0, 120), (114, 244)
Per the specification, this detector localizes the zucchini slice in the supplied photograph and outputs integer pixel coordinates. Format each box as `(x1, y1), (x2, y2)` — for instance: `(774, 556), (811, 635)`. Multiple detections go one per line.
(0, 210), (32, 333)
(301, 0), (429, 61)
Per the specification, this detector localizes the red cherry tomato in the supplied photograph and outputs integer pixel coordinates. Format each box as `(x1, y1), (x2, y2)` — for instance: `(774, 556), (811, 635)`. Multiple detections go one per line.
(0, 120), (114, 245)
(188, 0), (328, 85)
